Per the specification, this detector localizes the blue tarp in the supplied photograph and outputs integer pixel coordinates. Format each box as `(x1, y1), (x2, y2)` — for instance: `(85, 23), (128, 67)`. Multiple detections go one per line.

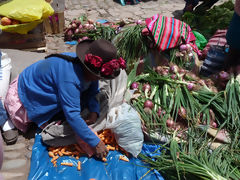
(28, 134), (164, 180)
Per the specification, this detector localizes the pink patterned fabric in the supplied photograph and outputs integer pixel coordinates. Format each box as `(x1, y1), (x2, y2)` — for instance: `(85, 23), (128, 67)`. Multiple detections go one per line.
(4, 76), (32, 133)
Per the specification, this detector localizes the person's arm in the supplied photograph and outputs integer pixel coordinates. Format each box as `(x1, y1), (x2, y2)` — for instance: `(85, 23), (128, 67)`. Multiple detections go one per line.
(58, 80), (108, 158)
(58, 80), (100, 147)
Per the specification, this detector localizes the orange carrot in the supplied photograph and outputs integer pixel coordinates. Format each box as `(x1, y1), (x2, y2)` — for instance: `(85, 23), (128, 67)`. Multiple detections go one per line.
(102, 157), (107, 162)
(119, 155), (129, 162)
(51, 156), (59, 162)
(77, 161), (81, 171)
(107, 145), (115, 151)
(58, 151), (63, 156)
(48, 151), (55, 158)
(61, 162), (73, 166)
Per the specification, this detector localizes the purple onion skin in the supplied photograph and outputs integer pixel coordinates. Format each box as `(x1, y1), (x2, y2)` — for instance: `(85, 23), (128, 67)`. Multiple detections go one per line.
(219, 71), (229, 80)
(130, 82), (139, 90)
(144, 100), (154, 109)
(187, 83), (194, 91)
(171, 74), (176, 79)
(180, 44), (187, 52)
(136, 20), (142, 25)
(142, 84), (151, 92)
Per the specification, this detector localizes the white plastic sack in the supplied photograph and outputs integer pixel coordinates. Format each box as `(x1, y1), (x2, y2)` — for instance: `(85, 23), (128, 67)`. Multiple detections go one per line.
(0, 51), (12, 104)
(105, 102), (143, 157)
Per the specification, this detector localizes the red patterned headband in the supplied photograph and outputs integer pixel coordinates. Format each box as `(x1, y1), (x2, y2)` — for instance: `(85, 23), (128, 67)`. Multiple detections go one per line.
(84, 53), (126, 76)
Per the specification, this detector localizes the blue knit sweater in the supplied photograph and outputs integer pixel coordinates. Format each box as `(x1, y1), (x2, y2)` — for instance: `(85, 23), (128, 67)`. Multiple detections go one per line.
(18, 52), (100, 147)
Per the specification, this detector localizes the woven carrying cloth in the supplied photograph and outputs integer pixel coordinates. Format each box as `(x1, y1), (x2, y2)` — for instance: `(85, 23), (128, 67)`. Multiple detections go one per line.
(145, 14), (201, 55)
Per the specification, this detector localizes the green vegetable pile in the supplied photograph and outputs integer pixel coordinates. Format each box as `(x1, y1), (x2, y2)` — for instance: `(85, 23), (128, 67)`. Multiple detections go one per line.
(182, 0), (234, 39)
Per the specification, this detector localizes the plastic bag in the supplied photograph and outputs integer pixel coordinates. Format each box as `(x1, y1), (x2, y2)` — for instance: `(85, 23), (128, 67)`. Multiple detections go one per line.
(28, 134), (161, 180)
(0, 0), (54, 34)
(192, 31), (208, 50)
(105, 103), (144, 157)
(0, 0), (54, 22)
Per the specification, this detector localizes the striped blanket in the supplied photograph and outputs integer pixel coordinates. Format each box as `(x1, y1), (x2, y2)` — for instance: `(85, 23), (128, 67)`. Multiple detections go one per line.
(145, 14), (201, 55)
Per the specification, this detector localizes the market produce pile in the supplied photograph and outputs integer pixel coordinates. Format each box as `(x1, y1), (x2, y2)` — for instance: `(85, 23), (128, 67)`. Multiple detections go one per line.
(60, 1), (240, 179)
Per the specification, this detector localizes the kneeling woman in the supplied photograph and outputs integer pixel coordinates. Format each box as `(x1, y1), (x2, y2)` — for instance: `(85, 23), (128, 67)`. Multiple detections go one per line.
(4, 39), (126, 159)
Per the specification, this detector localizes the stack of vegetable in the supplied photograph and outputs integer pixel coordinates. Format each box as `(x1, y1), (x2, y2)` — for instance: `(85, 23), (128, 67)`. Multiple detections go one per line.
(127, 59), (240, 179)
(64, 16), (117, 42)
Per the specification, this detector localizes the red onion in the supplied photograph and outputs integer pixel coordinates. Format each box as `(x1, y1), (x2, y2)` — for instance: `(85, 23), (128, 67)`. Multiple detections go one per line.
(144, 107), (152, 114)
(219, 71), (229, 80)
(155, 66), (162, 74)
(74, 28), (80, 34)
(179, 44), (187, 52)
(157, 107), (162, 116)
(171, 74), (176, 79)
(162, 70), (168, 76)
(67, 29), (73, 36)
(68, 24), (72, 29)
(89, 24), (95, 30)
(83, 23), (90, 29)
(130, 82), (139, 90)
(157, 107), (165, 117)
(72, 23), (77, 29)
(78, 24), (83, 29)
(142, 83), (151, 92)
(170, 65), (178, 74)
(178, 106), (187, 119)
(187, 83), (194, 91)
(166, 119), (175, 128)
(82, 36), (89, 41)
(136, 20), (142, 25)
(211, 121), (218, 128)
(186, 44), (192, 52)
(144, 100), (154, 109)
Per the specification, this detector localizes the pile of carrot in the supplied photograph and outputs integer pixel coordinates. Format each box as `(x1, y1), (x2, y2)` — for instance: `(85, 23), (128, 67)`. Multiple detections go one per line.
(47, 129), (130, 169)
(98, 129), (130, 158)
(48, 144), (84, 169)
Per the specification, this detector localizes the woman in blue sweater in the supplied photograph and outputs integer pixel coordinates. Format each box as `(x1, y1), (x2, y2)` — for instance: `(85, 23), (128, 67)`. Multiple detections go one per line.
(4, 39), (126, 159)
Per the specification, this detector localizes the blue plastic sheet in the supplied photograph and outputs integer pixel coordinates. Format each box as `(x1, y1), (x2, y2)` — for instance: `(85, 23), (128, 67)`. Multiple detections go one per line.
(28, 134), (164, 180)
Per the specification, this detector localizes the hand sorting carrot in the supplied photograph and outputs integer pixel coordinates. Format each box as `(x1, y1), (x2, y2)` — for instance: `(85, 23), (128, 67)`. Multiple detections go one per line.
(47, 129), (130, 171)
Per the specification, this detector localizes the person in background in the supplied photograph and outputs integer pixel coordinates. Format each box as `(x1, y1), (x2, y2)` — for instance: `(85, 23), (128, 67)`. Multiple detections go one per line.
(0, 49), (18, 145)
(224, 0), (240, 74)
(183, 0), (219, 13)
(3, 39), (126, 159)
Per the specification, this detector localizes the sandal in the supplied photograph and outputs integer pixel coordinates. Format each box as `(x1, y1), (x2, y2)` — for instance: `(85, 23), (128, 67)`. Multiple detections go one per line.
(2, 129), (18, 145)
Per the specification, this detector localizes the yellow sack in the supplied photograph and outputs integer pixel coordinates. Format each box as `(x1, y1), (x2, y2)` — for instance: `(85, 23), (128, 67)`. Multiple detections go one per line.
(0, 0), (54, 34)
(0, 0), (54, 22)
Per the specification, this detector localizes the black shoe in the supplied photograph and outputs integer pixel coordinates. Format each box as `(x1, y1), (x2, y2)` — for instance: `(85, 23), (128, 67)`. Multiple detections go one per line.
(2, 129), (18, 145)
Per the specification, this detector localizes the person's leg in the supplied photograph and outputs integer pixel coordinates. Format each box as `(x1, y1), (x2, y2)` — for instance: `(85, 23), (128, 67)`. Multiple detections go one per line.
(0, 51), (18, 144)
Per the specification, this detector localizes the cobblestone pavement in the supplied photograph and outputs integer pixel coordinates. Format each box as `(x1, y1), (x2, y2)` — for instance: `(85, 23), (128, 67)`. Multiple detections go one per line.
(1, 0), (227, 179)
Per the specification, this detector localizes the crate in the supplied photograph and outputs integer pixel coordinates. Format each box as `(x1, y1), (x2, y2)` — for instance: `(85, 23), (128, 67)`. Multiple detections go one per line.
(0, 23), (46, 50)
(44, 0), (65, 34)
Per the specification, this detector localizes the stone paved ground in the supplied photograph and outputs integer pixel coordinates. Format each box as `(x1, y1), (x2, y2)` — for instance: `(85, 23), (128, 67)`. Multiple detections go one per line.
(1, 0), (227, 179)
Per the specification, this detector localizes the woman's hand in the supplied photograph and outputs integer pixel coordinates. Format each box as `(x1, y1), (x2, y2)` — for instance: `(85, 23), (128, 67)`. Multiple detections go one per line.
(94, 140), (108, 159)
(85, 112), (98, 125)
